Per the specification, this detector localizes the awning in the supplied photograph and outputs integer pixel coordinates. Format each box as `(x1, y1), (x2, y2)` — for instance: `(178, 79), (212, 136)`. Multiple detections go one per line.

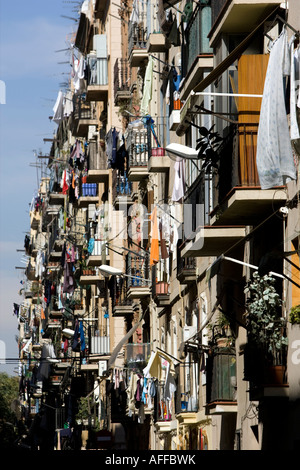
(192, 6), (280, 94)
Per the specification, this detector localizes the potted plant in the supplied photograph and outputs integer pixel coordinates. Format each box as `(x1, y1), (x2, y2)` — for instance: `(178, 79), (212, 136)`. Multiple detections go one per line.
(289, 304), (300, 325)
(207, 313), (235, 349)
(244, 271), (288, 384)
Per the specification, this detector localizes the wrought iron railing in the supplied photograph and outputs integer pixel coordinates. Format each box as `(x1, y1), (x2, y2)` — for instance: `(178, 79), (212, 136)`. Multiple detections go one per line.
(81, 319), (110, 356)
(114, 58), (130, 97)
(126, 251), (150, 287)
(206, 347), (237, 403)
(111, 276), (133, 310)
(183, 3), (213, 74)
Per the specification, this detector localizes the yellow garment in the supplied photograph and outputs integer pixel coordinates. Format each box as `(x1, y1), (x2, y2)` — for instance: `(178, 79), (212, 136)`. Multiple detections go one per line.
(146, 350), (175, 379)
(150, 206), (159, 267)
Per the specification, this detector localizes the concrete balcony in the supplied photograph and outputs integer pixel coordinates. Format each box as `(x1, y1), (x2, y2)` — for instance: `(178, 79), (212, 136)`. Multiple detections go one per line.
(209, 0), (283, 46)
(79, 272), (104, 286)
(179, 56), (213, 102)
(48, 193), (66, 206)
(182, 226), (246, 257)
(169, 109), (181, 131)
(30, 211), (40, 230)
(210, 186), (287, 226)
(147, 33), (170, 53)
(87, 169), (109, 184)
(78, 195), (99, 208)
(177, 257), (197, 284)
(86, 84), (108, 102)
(148, 150), (170, 173)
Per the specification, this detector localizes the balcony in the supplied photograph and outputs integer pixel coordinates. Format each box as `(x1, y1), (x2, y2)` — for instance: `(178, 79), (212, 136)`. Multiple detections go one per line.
(71, 97), (98, 138)
(210, 124), (287, 226)
(147, 33), (170, 53)
(85, 50), (108, 102)
(86, 141), (109, 184)
(79, 268), (104, 286)
(209, 0), (283, 45)
(127, 127), (149, 181)
(78, 183), (99, 208)
(177, 257), (197, 284)
(182, 225), (246, 258)
(30, 210), (40, 230)
(243, 340), (289, 400)
(82, 319), (110, 356)
(206, 347), (237, 415)
(179, 3), (213, 101)
(112, 172), (133, 209)
(87, 239), (109, 267)
(114, 58), (131, 106)
(148, 148), (170, 173)
(128, 18), (148, 67)
(154, 281), (170, 307)
(48, 193), (66, 207)
(111, 277), (134, 317)
(47, 217), (64, 262)
(126, 251), (151, 299)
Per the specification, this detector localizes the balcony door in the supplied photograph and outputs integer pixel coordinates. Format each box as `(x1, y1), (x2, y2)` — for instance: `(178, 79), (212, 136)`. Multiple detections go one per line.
(238, 54), (269, 186)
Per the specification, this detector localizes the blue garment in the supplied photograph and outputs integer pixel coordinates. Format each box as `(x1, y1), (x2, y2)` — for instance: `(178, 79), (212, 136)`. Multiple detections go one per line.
(79, 321), (86, 351)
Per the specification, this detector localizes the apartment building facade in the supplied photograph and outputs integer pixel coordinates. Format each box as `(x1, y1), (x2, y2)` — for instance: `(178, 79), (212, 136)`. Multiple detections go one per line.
(15, 0), (300, 451)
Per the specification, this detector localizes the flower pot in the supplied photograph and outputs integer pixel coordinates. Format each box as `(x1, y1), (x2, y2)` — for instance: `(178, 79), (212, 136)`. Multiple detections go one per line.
(82, 176), (87, 184)
(265, 365), (286, 385)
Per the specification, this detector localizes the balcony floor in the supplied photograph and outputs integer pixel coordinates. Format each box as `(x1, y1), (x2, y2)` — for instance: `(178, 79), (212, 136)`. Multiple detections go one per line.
(210, 186), (287, 226)
(182, 226), (246, 257)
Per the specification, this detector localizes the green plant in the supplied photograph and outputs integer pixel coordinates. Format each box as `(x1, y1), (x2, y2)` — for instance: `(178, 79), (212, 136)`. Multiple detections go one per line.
(289, 304), (300, 325)
(244, 272), (288, 356)
(207, 312), (235, 348)
(195, 124), (224, 175)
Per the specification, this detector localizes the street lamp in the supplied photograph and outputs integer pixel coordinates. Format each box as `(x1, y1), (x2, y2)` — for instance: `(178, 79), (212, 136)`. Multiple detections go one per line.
(165, 143), (199, 161)
(99, 264), (152, 284)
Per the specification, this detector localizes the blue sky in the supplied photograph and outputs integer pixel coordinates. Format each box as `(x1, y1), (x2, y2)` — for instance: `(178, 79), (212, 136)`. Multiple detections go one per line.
(0, 0), (78, 375)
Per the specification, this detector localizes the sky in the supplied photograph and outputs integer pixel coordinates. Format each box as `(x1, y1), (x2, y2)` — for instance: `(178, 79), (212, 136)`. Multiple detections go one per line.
(0, 0), (79, 375)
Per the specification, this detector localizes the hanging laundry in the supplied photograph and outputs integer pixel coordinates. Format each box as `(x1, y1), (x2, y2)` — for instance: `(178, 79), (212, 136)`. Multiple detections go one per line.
(290, 40), (300, 156)
(141, 55), (154, 116)
(52, 90), (64, 125)
(172, 160), (185, 201)
(256, 30), (297, 189)
(159, 217), (169, 259)
(72, 52), (86, 94)
(63, 91), (73, 117)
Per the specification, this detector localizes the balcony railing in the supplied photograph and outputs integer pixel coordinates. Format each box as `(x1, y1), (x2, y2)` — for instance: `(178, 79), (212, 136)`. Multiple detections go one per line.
(206, 348), (237, 404)
(128, 9), (148, 57)
(177, 257), (197, 284)
(111, 276), (133, 310)
(112, 172), (133, 201)
(86, 53), (108, 86)
(114, 58), (131, 101)
(216, 122), (260, 203)
(73, 96), (96, 121)
(211, 0), (227, 28)
(81, 319), (110, 356)
(182, 3), (213, 76)
(126, 251), (150, 288)
(128, 127), (150, 167)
